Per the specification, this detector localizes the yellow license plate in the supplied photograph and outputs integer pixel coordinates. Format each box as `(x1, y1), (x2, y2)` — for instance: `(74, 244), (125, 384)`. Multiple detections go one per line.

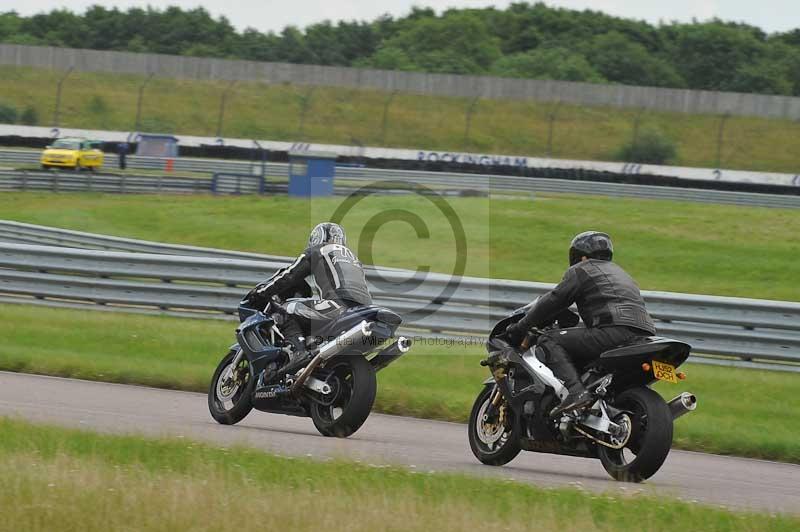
(652, 360), (678, 384)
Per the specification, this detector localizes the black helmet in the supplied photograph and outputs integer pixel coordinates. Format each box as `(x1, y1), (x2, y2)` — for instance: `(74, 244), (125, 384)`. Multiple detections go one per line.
(308, 222), (346, 247)
(569, 231), (613, 266)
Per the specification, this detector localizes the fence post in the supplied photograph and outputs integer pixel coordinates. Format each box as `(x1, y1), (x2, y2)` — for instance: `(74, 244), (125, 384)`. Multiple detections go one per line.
(716, 113), (731, 169)
(463, 96), (481, 150)
(380, 90), (398, 145)
(251, 140), (267, 178)
(134, 72), (154, 131)
(52, 66), (74, 127)
(215, 80), (237, 138)
(297, 86), (316, 140)
(631, 107), (646, 152)
(546, 101), (562, 158)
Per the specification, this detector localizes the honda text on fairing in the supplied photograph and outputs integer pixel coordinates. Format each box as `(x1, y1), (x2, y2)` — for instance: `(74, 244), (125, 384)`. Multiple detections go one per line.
(468, 304), (697, 482)
(208, 223), (411, 438)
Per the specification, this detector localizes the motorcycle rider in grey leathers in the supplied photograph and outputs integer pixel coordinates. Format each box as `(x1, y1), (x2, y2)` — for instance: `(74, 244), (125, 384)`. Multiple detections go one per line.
(505, 231), (656, 417)
(241, 222), (372, 377)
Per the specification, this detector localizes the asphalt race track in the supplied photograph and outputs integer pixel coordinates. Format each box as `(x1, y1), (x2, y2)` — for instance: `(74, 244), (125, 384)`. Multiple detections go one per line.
(1, 371), (797, 515)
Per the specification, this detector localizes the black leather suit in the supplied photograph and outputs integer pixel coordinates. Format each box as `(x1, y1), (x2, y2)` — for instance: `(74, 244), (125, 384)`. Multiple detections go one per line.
(513, 259), (656, 369)
(243, 243), (372, 339)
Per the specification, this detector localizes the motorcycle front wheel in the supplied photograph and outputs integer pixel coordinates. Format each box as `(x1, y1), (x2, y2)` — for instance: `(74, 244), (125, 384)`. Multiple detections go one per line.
(310, 355), (376, 438)
(599, 386), (673, 482)
(468, 385), (521, 466)
(208, 349), (254, 425)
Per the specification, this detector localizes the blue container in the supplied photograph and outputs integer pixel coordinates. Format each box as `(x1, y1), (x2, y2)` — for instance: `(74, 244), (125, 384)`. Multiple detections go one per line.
(288, 151), (336, 197)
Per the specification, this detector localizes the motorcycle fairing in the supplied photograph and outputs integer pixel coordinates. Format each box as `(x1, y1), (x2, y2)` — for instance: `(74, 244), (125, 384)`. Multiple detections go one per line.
(521, 347), (568, 400)
(485, 336), (568, 401)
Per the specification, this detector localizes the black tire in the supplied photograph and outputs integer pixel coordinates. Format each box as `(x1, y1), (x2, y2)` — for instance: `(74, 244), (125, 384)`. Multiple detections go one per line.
(468, 385), (521, 466)
(41, 164), (49, 170)
(599, 387), (673, 482)
(310, 355), (376, 438)
(208, 349), (254, 425)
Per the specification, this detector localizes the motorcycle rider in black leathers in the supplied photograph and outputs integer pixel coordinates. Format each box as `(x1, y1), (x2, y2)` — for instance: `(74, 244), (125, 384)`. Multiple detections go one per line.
(241, 222), (372, 377)
(505, 231), (656, 417)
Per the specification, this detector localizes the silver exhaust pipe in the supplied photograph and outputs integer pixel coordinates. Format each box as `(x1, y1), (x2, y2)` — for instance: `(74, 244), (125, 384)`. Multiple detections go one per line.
(290, 320), (373, 394)
(370, 336), (412, 371)
(318, 320), (374, 360)
(668, 392), (697, 419)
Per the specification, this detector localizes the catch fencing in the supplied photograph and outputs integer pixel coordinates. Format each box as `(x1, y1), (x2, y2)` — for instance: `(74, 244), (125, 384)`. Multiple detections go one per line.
(1, 149), (799, 208)
(0, 223), (797, 372)
(2, 44), (800, 120)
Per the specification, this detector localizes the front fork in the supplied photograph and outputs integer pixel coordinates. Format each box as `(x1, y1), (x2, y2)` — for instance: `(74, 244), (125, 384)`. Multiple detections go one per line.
(227, 347), (251, 386)
(485, 365), (513, 418)
(230, 347), (245, 369)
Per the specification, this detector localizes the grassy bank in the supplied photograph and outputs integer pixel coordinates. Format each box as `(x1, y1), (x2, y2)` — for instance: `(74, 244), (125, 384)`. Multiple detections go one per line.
(1, 304), (797, 463)
(2, 65), (800, 173)
(1, 192), (798, 300)
(1, 418), (797, 531)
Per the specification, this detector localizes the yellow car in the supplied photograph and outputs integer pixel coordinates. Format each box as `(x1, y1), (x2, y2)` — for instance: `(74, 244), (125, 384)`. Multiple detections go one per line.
(41, 137), (104, 171)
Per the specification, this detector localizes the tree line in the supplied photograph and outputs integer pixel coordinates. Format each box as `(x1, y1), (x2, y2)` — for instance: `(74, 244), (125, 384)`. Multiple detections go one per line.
(1, 3), (799, 96)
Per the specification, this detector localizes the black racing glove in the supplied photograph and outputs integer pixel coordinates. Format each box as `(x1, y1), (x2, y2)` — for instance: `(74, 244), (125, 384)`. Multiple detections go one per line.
(504, 322), (527, 347)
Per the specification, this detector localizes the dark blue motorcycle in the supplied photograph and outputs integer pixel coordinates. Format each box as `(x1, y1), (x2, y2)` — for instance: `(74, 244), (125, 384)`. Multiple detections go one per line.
(208, 295), (411, 438)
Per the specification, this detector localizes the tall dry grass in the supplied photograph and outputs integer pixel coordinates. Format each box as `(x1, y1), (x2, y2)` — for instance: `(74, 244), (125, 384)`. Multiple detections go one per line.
(1, 452), (574, 532)
(0, 419), (796, 532)
(1, 65), (799, 173)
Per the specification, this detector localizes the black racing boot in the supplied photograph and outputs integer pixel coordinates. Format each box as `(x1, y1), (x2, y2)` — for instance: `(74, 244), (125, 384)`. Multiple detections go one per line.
(548, 354), (593, 417)
(550, 385), (593, 418)
(275, 336), (314, 377)
(272, 316), (313, 374)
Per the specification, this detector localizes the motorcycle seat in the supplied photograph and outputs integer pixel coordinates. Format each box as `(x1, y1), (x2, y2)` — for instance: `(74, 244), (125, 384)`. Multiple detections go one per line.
(316, 304), (402, 338)
(595, 336), (691, 370)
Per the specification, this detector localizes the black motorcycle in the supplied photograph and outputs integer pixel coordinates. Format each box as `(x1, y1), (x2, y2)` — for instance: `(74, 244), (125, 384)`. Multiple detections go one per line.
(208, 292), (411, 438)
(468, 304), (697, 482)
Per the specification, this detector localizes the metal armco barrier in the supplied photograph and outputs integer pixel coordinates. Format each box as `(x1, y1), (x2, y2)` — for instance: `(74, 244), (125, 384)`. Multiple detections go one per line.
(0, 239), (797, 372)
(211, 173), (265, 195)
(0, 220), (292, 261)
(0, 149), (262, 175)
(2, 149), (799, 208)
(0, 169), (210, 194)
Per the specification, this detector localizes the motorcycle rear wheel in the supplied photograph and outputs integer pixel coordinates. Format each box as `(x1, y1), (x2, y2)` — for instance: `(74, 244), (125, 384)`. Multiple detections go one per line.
(310, 355), (376, 438)
(599, 386), (673, 482)
(208, 349), (254, 425)
(468, 385), (521, 466)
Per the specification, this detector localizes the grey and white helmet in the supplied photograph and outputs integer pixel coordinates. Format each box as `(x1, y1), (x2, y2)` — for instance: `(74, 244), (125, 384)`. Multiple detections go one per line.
(308, 222), (346, 247)
(569, 231), (613, 266)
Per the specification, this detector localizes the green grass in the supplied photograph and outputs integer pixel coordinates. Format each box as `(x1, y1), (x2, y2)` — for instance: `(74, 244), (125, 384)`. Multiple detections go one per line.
(1, 418), (797, 531)
(1, 192), (798, 300)
(2, 65), (800, 173)
(1, 304), (797, 463)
